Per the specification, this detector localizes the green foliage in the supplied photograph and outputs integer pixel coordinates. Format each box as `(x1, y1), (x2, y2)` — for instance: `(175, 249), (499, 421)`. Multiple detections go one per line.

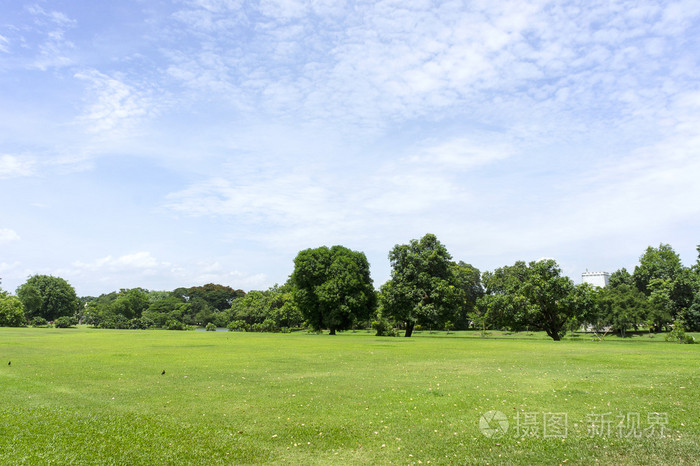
(54, 316), (77, 328)
(142, 296), (191, 328)
(111, 288), (150, 320)
(597, 284), (649, 337)
(229, 284), (303, 332)
(380, 233), (458, 337)
(371, 318), (397, 337)
(481, 259), (576, 340)
(205, 322), (217, 331)
(633, 243), (682, 296)
(0, 295), (26, 327)
(185, 284), (245, 311)
(607, 268), (634, 288)
(291, 246), (376, 335)
(16, 275), (79, 321)
(450, 261), (483, 329)
(163, 319), (187, 331)
(30, 316), (49, 327)
(227, 320), (247, 332)
(665, 317), (696, 344)
(686, 292), (700, 332)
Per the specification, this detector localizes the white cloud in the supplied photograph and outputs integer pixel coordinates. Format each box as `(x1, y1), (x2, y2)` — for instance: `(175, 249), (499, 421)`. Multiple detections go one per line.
(408, 138), (514, 169)
(0, 155), (35, 178)
(73, 252), (163, 272)
(74, 69), (154, 134)
(0, 35), (9, 53)
(26, 5), (77, 70)
(0, 229), (20, 244)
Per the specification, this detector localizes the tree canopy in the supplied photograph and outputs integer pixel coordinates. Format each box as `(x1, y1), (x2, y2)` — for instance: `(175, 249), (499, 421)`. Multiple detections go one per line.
(380, 234), (459, 337)
(291, 245), (376, 335)
(16, 275), (79, 321)
(481, 259), (577, 341)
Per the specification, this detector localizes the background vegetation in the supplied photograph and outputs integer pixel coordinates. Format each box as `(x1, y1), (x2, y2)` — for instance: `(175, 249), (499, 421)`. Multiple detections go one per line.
(2, 236), (699, 343)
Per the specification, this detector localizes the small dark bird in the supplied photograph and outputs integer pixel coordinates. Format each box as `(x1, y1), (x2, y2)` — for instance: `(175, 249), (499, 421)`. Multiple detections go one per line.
(7, 361), (10, 366)
(161, 370), (165, 375)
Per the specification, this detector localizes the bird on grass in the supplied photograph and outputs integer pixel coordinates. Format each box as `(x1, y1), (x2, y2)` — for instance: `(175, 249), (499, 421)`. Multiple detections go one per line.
(161, 370), (165, 375)
(7, 361), (10, 366)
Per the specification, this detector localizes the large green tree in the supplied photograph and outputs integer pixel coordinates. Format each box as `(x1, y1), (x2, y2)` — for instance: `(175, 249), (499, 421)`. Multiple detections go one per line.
(16, 275), (79, 321)
(598, 284), (649, 336)
(633, 244), (682, 295)
(380, 234), (458, 337)
(291, 245), (376, 335)
(481, 260), (577, 341)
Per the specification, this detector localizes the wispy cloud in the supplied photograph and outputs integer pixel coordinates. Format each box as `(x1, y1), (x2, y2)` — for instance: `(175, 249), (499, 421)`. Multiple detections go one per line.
(26, 4), (77, 70)
(0, 228), (20, 244)
(74, 69), (154, 135)
(0, 154), (35, 178)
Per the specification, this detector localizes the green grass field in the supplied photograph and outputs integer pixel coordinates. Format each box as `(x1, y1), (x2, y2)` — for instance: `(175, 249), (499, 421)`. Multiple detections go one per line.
(1, 328), (698, 464)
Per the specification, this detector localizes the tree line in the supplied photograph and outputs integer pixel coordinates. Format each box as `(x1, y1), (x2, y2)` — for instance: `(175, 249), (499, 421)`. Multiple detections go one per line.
(1, 234), (699, 341)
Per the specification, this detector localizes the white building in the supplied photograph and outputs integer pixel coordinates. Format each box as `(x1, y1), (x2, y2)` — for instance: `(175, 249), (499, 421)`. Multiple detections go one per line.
(582, 271), (610, 288)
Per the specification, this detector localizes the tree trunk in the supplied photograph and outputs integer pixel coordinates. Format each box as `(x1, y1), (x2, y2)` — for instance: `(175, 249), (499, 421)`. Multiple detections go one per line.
(404, 321), (414, 337)
(329, 328), (336, 335)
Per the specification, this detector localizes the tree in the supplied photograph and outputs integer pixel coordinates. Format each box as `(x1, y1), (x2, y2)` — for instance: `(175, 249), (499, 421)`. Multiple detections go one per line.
(291, 245), (376, 335)
(16, 275), (79, 321)
(0, 295), (26, 327)
(380, 234), (458, 337)
(185, 284), (245, 311)
(481, 260), (577, 341)
(142, 296), (191, 328)
(598, 284), (649, 336)
(633, 244), (682, 296)
(480, 261), (531, 333)
(685, 292), (700, 332)
(111, 288), (150, 320)
(608, 268), (634, 288)
(451, 261), (483, 329)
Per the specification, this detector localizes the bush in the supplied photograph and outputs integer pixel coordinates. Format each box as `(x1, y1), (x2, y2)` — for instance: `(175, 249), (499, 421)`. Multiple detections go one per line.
(99, 314), (129, 329)
(372, 319), (397, 337)
(227, 320), (247, 332)
(54, 316), (77, 328)
(205, 322), (217, 331)
(164, 319), (187, 331)
(31, 316), (49, 327)
(0, 295), (26, 327)
(139, 316), (155, 329)
(666, 318), (695, 344)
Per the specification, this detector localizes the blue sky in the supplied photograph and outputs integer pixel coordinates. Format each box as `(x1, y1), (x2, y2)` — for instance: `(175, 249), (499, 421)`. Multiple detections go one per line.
(1, 0), (699, 297)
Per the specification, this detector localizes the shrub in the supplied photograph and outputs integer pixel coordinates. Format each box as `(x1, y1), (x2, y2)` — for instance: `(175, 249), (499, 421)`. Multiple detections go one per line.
(54, 316), (77, 328)
(372, 319), (397, 337)
(227, 320), (246, 332)
(164, 319), (186, 331)
(139, 316), (155, 329)
(666, 318), (695, 344)
(250, 322), (265, 332)
(99, 314), (129, 329)
(0, 295), (26, 327)
(31, 316), (49, 327)
(205, 322), (217, 331)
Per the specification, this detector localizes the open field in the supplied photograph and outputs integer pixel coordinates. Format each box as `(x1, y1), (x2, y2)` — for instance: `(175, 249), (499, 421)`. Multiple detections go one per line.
(1, 328), (698, 464)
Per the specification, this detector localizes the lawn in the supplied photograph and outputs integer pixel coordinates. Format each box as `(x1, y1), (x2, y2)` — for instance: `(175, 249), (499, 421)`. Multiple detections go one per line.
(0, 327), (698, 464)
